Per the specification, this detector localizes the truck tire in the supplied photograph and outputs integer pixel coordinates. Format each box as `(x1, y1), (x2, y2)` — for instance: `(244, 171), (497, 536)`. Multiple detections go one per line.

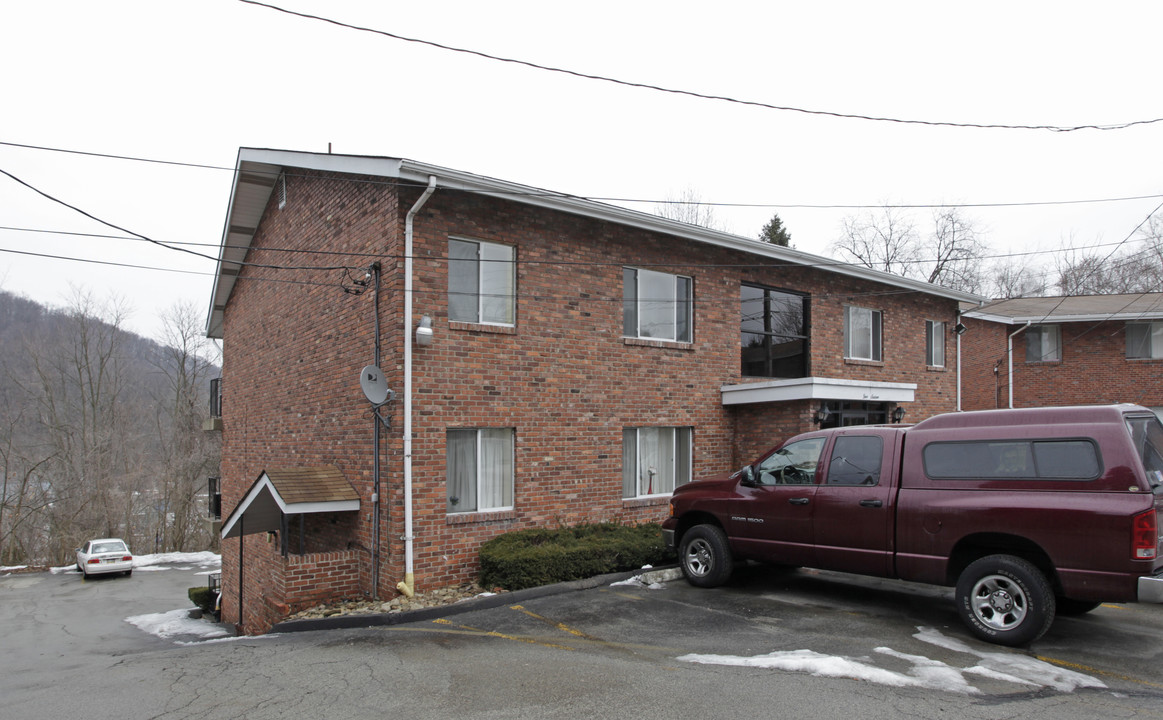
(955, 554), (1055, 647)
(679, 525), (733, 588)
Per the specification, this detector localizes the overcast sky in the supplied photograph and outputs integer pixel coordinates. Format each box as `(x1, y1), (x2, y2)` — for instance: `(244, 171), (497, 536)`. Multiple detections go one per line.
(2, 0), (1161, 342)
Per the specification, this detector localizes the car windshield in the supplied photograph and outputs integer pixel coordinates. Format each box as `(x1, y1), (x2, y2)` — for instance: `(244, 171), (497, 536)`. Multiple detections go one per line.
(92, 541), (127, 554)
(1126, 415), (1163, 491)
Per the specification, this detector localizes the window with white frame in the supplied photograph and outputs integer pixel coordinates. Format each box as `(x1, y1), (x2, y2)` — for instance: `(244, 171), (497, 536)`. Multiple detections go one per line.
(622, 427), (692, 498)
(446, 429), (514, 513)
(623, 268), (693, 342)
(1026, 325), (1061, 362)
(1127, 321), (1163, 359)
(925, 320), (945, 367)
(448, 238), (515, 325)
(844, 306), (883, 361)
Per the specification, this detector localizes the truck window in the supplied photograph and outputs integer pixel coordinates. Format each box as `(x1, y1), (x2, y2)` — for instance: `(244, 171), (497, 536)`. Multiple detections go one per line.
(1126, 416), (1163, 489)
(826, 436), (883, 486)
(757, 437), (825, 485)
(923, 439), (1101, 480)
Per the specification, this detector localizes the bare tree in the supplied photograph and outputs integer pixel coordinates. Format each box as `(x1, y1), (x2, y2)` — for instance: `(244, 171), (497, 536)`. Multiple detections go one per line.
(831, 205), (921, 277)
(986, 258), (1050, 299)
(655, 187), (727, 231)
(148, 302), (220, 552)
(925, 210), (987, 293)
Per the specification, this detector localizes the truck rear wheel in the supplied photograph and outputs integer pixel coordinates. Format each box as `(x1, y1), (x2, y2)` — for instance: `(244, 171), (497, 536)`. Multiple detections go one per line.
(955, 554), (1055, 647)
(679, 525), (733, 588)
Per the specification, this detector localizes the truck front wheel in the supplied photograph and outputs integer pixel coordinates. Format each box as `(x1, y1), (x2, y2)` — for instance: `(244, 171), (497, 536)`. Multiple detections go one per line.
(679, 525), (733, 588)
(955, 554), (1055, 647)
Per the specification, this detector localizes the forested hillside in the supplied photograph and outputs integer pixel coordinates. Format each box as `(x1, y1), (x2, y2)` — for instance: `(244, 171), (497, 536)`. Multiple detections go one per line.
(0, 289), (220, 566)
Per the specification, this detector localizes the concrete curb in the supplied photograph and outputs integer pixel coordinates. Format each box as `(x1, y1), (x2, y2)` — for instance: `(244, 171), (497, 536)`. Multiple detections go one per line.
(269, 565), (682, 634)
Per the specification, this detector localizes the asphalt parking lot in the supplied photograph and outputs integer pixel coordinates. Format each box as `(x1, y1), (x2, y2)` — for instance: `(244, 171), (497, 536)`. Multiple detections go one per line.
(3, 560), (1163, 719)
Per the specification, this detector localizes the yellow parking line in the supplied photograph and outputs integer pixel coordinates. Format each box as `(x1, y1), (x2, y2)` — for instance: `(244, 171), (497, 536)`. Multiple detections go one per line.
(509, 605), (594, 640)
(430, 617), (575, 651)
(1036, 655), (1163, 690)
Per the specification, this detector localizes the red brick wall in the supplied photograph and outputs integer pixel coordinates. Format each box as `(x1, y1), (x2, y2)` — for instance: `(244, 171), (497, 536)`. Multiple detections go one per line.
(218, 170), (962, 630)
(961, 317), (1163, 410)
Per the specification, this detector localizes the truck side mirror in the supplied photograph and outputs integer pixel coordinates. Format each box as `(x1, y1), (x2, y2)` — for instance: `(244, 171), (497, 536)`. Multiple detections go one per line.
(739, 465), (757, 486)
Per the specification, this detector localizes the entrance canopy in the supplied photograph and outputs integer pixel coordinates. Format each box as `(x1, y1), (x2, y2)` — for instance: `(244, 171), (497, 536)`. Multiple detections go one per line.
(720, 377), (916, 406)
(220, 466), (360, 539)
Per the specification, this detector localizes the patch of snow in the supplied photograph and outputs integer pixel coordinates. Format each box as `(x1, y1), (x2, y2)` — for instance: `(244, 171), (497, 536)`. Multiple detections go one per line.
(125, 608), (230, 641)
(1, 565), (28, 573)
(610, 574), (665, 590)
(678, 628), (1104, 695)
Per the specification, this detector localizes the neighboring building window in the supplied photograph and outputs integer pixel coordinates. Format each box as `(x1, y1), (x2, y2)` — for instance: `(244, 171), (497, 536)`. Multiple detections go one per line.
(741, 284), (808, 378)
(844, 306), (882, 361)
(923, 439), (1101, 480)
(446, 429), (514, 513)
(1026, 325), (1061, 362)
(623, 268), (692, 342)
(1127, 321), (1163, 359)
(925, 320), (945, 367)
(622, 427), (692, 498)
(448, 238), (515, 325)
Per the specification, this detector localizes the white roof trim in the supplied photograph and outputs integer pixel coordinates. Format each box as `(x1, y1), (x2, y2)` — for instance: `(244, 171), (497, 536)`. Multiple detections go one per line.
(206, 148), (984, 338)
(721, 377), (917, 406)
(220, 472), (360, 539)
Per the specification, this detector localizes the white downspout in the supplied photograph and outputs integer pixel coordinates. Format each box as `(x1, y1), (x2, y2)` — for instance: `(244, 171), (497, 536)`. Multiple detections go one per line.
(398, 175), (437, 598)
(956, 315), (963, 412)
(1007, 321), (1031, 409)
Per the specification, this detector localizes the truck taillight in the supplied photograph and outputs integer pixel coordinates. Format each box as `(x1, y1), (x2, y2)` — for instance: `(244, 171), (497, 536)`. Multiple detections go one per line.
(1132, 510), (1158, 560)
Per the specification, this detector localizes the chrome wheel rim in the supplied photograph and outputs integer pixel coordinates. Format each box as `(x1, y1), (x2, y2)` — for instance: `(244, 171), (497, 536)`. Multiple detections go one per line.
(684, 538), (714, 578)
(969, 574), (1028, 631)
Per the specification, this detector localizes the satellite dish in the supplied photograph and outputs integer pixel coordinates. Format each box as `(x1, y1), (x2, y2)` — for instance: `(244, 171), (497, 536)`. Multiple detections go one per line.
(360, 365), (391, 406)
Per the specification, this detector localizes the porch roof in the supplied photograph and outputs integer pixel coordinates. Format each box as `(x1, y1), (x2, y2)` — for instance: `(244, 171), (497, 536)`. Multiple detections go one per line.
(220, 466), (360, 540)
(721, 376), (917, 406)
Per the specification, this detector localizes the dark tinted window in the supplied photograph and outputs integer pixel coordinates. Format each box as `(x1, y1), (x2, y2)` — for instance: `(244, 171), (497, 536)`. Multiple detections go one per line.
(827, 436), (884, 486)
(923, 439), (1101, 480)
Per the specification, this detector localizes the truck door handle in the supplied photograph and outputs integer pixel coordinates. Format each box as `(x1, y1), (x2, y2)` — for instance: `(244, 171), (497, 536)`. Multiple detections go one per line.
(859, 499), (883, 508)
(789, 498), (810, 505)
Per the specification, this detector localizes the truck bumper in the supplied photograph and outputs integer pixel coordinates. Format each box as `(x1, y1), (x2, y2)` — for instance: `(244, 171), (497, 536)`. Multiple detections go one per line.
(1138, 573), (1163, 603)
(662, 528), (676, 550)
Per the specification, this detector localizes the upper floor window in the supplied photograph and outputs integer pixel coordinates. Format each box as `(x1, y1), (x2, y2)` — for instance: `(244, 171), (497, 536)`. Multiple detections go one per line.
(844, 306), (882, 362)
(925, 320), (945, 367)
(1127, 321), (1163, 359)
(741, 284), (808, 378)
(1026, 325), (1061, 362)
(449, 238), (515, 325)
(623, 268), (692, 342)
(622, 427), (692, 498)
(446, 428), (514, 513)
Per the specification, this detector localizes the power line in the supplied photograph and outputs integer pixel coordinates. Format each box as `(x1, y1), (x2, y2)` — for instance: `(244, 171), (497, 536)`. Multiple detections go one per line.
(5, 139), (1163, 211)
(237, 0), (1163, 133)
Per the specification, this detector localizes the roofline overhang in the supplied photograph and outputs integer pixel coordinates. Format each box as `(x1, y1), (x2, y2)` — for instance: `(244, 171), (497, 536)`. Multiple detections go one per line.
(721, 377), (918, 406)
(206, 147), (985, 339)
(963, 309), (1163, 324)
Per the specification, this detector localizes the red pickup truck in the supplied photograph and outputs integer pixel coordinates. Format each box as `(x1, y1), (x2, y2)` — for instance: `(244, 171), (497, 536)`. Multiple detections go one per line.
(662, 404), (1163, 646)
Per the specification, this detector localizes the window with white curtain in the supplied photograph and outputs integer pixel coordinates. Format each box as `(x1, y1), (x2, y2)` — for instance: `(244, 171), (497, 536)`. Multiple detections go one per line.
(623, 268), (693, 342)
(1026, 325), (1061, 362)
(1127, 321), (1163, 359)
(844, 306), (882, 361)
(622, 427), (692, 498)
(446, 429), (514, 513)
(448, 238), (515, 325)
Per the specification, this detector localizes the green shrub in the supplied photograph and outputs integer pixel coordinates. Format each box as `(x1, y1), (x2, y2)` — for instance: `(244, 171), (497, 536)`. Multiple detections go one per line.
(479, 522), (675, 591)
(188, 586), (216, 613)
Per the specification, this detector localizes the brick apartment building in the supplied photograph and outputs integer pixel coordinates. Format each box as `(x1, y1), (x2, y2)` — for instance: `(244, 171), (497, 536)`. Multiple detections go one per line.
(206, 148), (981, 633)
(959, 294), (1163, 417)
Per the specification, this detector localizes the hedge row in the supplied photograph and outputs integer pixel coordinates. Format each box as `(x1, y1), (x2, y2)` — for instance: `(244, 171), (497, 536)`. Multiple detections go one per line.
(479, 522), (675, 591)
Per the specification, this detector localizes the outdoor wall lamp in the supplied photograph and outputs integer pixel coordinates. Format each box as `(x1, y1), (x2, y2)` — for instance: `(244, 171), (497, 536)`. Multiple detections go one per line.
(892, 405), (907, 423)
(814, 402), (831, 426)
(415, 314), (433, 346)
(953, 322), (967, 336)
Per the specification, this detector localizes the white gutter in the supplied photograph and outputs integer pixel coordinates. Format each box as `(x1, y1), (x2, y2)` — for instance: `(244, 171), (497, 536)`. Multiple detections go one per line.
(1007, 322), (1032, 409)
(398, 176), (437, 599)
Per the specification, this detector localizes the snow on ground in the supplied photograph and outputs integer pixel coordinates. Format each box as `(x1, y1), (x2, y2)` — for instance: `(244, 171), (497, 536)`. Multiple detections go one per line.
(678, 626), (1105, 695)
(1, 565), (29, 573)
(49, 550), (221, 574)
(125, 608), (230, 641)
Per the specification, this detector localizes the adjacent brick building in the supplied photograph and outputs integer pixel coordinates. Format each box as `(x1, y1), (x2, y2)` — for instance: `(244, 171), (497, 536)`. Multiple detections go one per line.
(960, 294), (1163, 415)
(206, 148), (980, 633)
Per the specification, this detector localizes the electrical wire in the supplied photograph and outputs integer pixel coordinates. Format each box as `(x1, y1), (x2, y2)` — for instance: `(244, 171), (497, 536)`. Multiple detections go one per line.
(237, 0), (1163, 133)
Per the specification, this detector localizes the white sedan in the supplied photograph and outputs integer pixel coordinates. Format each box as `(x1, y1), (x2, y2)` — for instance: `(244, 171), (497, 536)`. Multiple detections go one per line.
(75, 538), (134, 578)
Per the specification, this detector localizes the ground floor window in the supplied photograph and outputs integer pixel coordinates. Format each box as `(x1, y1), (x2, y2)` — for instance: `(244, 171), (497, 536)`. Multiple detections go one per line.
(818, 401), (889, 429)
(622, 427), (692, 498)
(447, 428), (514, 513)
